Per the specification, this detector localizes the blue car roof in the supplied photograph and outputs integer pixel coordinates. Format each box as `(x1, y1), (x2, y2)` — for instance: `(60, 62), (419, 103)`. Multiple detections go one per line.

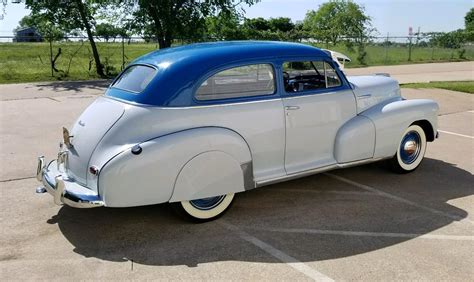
(106, 41), (332, 106)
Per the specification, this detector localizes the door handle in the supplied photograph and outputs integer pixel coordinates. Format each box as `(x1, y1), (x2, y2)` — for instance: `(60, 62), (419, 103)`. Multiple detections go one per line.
(285, 106), (300, 111)
(358, 94), (372, 98)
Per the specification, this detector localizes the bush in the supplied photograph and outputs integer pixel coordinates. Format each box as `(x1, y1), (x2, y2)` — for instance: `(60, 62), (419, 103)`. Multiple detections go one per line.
(356, 44), (367, 65)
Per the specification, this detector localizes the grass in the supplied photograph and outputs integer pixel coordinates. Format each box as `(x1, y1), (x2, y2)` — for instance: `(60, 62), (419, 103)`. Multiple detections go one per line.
(0, 41), (158, 83)
(1, 41), (473, 84)
(401, 81), (474, 94)
(314, 43), (474, 68)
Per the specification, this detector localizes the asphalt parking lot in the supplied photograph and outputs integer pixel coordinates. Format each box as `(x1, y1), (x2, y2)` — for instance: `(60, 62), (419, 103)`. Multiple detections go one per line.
(0, 65), (473, 280)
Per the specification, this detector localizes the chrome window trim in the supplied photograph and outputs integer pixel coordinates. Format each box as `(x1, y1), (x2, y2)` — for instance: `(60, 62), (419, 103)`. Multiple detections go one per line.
(194, 63), (277, 101)
(281, 58), (345, 96)
(110, 64), (158, 94)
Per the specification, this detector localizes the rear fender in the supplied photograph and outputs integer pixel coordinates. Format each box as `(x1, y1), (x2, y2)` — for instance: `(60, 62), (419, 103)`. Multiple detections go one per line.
(98, 127), (252, 207)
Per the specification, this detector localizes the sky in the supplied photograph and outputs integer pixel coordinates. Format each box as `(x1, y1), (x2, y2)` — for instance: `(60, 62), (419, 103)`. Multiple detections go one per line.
(0, 0), (472, 37)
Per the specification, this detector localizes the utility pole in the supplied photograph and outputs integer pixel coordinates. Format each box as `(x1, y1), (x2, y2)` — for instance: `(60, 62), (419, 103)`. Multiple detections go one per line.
(122, 36), (125, 70)
(416, 27), (421, 44)
(408, 26), (413, 62)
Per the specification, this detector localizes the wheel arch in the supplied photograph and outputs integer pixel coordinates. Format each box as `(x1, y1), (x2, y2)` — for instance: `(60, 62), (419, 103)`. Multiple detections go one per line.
(167, 127), (254, 202)
(411, 120), (435, 142)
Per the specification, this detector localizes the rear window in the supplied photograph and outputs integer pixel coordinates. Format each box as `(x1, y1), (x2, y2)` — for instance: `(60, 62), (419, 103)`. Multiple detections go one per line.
(112, 65), (156, 93)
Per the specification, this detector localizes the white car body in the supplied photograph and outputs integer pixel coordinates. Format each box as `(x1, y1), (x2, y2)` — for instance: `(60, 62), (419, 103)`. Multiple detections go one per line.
(36, 41), (439, 216)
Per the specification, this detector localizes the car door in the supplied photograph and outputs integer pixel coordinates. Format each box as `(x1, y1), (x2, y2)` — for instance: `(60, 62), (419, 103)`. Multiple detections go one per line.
(281, 59), (357, 174)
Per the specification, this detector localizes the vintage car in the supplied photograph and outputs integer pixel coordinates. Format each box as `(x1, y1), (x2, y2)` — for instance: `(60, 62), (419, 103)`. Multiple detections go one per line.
(36, 41), (439, 221)
(323, 49), (351, 70)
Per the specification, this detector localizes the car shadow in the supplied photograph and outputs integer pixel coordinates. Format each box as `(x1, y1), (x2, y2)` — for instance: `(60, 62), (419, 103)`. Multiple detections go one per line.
(51, 158), (473, 266)
(28, 80), (111, 93)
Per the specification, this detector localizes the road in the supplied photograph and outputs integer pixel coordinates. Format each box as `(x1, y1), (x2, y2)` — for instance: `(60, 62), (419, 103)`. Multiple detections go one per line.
(345, 61), (473, 83)
(0, 62), (473, 280)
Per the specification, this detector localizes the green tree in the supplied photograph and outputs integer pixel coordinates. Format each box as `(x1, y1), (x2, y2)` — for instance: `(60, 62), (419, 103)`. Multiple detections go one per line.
(26, 0), (106, 77)
(95, 3), (132, 40)
(268, 17), (294, 33)
(433, 30), (469, 49)
(303, 0), (373, 46)
(130, 0), (260, 49)
(206, 11), (243, 40)
(14, 15), (36, 32)
(287, 22), (309, 42)
(465, 8), (474, 32)
(243, 17), (270, 32)
(241, 17), (297, 40)
(95, 23), (120, 42)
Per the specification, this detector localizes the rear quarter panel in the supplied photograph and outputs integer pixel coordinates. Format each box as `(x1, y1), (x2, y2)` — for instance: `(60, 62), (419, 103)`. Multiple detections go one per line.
(98, 127), (252, 207)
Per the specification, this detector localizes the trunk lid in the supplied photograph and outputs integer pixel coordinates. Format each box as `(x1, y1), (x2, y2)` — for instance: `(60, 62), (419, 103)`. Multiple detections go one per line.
(348, 75), (401, 113)
(66, 97), (125, 186)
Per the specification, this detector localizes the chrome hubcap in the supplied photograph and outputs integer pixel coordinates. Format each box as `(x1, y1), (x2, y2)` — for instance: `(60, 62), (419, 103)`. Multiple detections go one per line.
(403, 140), (417, 154)
(400, 131), (421, 164)
(190, 195), (226, 210)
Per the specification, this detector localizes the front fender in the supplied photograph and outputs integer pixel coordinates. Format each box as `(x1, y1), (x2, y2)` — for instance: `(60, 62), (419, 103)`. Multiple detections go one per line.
(98, 127), (252, 207)
(361, 98), (439, 158)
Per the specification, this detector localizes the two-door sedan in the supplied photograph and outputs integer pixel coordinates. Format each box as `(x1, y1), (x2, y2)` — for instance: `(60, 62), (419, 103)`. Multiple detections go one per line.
(36, 41), (439, 221)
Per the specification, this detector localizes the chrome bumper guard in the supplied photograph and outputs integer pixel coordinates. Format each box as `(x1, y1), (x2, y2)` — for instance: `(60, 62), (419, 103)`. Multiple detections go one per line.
(36, 156), (104, 208)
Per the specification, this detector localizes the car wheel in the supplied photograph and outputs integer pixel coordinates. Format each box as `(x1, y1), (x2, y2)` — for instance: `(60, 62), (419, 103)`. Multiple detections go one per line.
(173, 193), (235, 222)
(390, 124), (427, 174)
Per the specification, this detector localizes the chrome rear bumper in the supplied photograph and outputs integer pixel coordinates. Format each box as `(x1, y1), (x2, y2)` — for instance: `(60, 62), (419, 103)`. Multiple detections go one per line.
(36, 156), (104, 208)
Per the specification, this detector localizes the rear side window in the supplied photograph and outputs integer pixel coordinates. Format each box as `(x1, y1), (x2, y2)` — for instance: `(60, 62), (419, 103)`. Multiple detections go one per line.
(283, 61), (341, 93)
(112, 65), (156, 93)
(196, 64), (275, 101)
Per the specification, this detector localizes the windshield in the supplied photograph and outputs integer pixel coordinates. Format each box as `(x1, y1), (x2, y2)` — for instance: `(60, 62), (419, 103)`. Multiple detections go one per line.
(112, 65), (156, 94)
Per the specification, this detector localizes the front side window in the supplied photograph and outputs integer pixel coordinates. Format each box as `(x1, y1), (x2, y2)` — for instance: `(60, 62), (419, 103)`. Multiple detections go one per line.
(283, 61), (341, 93)
(112, 65), (156, 94)
(196, 64), (275, 101)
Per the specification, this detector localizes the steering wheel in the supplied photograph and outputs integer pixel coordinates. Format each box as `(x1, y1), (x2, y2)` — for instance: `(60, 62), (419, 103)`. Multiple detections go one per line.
(283, 71), (294, 92)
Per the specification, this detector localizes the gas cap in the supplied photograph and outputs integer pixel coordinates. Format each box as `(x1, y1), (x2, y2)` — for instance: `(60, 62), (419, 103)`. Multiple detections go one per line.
(131, 145), (142, 155)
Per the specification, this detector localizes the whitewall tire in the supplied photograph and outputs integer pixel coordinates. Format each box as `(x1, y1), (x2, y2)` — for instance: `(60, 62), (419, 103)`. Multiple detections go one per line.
(390, 124), (427, 173)
(174, 193), (235, 222)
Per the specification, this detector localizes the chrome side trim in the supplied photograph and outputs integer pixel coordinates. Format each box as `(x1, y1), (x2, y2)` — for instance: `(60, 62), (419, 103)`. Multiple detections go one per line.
(241, 161), (255, 190)
(156, 98), (283, 110)
(256, 157), (386, 187)
(337, 157), (385, 168)
(256, 164), (338, 187)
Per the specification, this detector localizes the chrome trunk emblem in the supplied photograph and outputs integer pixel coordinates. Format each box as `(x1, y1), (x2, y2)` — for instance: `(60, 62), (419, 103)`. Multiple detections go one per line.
(62, 127), (73, 148)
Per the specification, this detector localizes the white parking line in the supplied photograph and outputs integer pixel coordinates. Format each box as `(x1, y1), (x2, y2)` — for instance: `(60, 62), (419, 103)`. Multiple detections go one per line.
(249, 227), (474, 241)
(219, 220), (334, 282)
(467, 110), (474, 113)
(438, 130), (474, 139)
(276, 189), (380, 196)
(325, 173), (474, 225)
